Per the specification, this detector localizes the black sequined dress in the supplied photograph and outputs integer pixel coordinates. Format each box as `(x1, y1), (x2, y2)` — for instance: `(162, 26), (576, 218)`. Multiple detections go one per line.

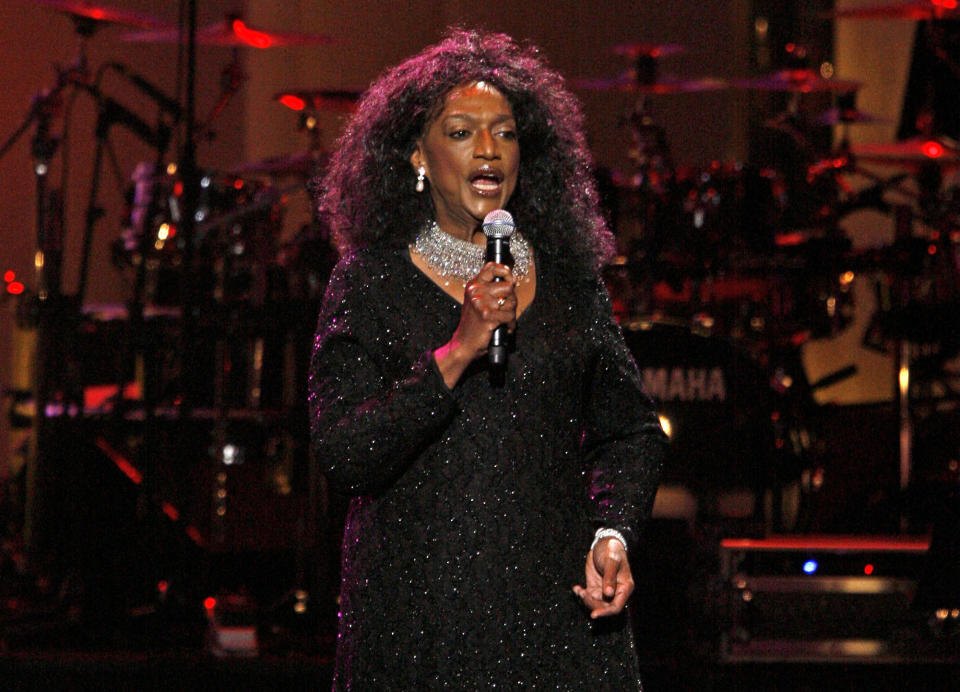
(309, 245), (665, 690)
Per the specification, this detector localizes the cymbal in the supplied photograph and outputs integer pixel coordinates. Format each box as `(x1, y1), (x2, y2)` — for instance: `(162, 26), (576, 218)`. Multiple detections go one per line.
(825, 2), (960, 20)
(31, 0), (164, 29)
(275, 89), (361, 113)
(230, 151), (325, 178)
(852, 137), (960, 168)
(611, 43), (684, 59)
(122, 16), (335, 48)
(815, 106), (887, 126)
(573, 71), (727, 94)
(735, 69), (861, 93)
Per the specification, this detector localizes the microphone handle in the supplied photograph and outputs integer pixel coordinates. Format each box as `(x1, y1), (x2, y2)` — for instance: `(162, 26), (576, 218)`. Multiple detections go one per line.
(486, 236), (512, 366)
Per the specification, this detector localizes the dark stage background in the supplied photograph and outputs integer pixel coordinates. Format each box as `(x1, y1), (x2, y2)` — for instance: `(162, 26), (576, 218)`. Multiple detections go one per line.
(2, 1), (959, 689)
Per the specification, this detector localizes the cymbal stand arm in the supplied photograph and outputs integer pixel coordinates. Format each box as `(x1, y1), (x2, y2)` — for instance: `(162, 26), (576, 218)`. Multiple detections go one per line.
(198, 50), (247, 139)
(76, 91), (171, 305)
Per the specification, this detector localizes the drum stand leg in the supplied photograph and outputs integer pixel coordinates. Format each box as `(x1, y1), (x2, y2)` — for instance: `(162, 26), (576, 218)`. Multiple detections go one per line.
(897, 341), (913, 534)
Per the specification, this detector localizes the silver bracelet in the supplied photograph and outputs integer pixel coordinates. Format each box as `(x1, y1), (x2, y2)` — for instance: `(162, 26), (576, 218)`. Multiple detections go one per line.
(590, 528), (627, 553)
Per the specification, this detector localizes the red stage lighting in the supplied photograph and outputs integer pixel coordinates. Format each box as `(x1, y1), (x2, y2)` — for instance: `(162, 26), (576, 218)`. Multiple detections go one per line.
(162, 502), (180, 522)
(278, 94), (307, 111)
(922, 140), (945, 158)
(232, 19), (273, 49)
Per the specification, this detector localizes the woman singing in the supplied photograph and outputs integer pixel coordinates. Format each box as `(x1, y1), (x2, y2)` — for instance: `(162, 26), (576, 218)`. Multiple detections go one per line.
(310, 29), (666, 689)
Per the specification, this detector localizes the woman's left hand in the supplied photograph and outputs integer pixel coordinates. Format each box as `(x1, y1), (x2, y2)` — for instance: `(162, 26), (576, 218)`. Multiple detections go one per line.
(572, 537), (634, 619)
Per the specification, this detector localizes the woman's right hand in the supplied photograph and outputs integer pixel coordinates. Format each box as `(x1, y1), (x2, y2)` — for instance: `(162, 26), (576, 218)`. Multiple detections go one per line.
(433, 261), (517, 388)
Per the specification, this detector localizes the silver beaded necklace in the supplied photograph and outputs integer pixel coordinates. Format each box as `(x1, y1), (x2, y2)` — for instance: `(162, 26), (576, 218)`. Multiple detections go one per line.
(411, 220), (531, 283)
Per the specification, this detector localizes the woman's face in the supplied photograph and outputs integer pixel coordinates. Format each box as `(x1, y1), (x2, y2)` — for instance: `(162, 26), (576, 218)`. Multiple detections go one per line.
(411, 81), (520, 241)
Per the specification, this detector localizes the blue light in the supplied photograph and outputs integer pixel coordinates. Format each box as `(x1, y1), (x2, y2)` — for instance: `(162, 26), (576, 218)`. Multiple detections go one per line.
(802, 559), (818, 574)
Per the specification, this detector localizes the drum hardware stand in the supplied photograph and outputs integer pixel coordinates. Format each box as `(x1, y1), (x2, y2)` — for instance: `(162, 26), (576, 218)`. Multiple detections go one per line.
(75, 81), (173, 306)
(889, 204), (923, 534)
(763, 90), (815, 159)
(195, 46), (248, 144)
(622, 101), (674, 194)
(0, 36), (94, 563)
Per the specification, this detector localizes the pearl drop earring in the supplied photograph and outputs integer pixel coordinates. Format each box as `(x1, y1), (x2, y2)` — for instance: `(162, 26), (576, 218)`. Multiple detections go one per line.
(416, 166), (426, 192)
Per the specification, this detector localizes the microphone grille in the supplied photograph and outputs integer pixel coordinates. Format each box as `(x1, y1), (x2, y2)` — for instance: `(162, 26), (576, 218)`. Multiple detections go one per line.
(482, 209), (515, 238)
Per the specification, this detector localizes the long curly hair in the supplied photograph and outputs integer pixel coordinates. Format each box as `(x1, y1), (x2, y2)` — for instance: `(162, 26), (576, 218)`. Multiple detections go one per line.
(315, 29), (613, 281)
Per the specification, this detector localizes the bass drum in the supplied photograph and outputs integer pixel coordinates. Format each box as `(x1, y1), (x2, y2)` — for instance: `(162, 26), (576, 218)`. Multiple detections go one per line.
(622, 320), (778, 524)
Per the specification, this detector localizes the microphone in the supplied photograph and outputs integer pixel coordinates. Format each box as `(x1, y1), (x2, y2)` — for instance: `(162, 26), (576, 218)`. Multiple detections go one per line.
(482, 209), (515, 367)
(109, 63), (182, 121)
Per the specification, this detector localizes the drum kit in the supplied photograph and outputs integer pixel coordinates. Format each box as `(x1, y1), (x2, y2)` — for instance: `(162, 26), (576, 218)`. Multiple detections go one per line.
(575, 4), (960, 532)
(3, 0), (960, 592)
(0, 1), (351, 623)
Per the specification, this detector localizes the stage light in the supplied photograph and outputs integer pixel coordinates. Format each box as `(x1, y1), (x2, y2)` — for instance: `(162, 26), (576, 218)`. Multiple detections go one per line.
(864, 564), (875, 575)
(278, 94), (307, 111)
(204, 597), (217, 611)
(754, 17), (769, 39)
(232, 19), (272, 49)
(6, 281), (24, 295)
(222, 444), (243, 465)
(658, 414), (673, 439)
(922, 140), (944, 158)
(4, 270), (14, 283)
(802, 559), (818, 574)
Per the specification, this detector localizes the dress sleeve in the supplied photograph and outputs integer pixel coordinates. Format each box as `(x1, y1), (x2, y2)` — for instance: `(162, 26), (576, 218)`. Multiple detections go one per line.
(308, 255), (458, 496)
(583, 280), (667, 551)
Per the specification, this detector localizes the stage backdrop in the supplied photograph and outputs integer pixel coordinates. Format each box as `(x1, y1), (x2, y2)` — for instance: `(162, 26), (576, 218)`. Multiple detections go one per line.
(0, 0), (920, 480)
